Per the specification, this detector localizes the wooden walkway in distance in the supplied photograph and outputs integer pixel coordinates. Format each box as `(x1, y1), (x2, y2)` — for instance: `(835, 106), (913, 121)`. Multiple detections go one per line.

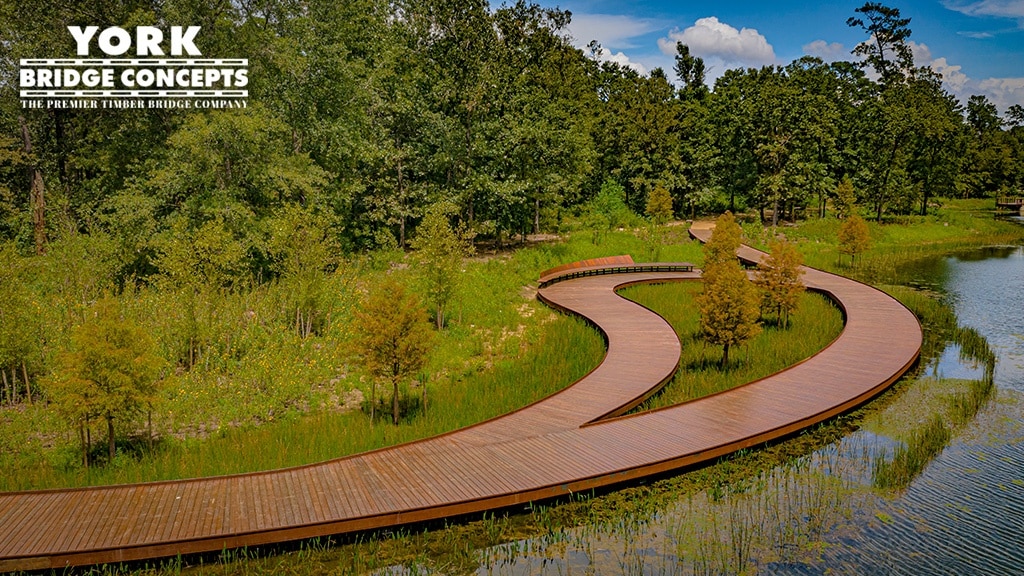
(996, 196), (1024, 211)
(0, 235), (922, 572)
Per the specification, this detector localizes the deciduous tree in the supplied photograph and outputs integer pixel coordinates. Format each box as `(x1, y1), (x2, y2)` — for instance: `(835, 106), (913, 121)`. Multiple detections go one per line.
(755, 238), (805, 327)
(48, 298), (164, 464)
(354, 278), (433, 425)
(697, 213), (761, 366)
(410, 202), (475, 329)
(838, 214), (871, 265)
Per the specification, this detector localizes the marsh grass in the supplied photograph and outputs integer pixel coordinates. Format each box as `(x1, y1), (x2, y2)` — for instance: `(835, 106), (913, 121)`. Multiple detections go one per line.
(619, 282), (843, 410)
(4, 314), (604, 489)
(1, 224), (707, 491)
(867, 289), (997, 491)
(872, 415), (951, 490)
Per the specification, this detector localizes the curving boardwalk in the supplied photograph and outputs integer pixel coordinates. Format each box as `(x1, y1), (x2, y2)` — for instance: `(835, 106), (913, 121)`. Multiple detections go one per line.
(0, 235), (921, 572)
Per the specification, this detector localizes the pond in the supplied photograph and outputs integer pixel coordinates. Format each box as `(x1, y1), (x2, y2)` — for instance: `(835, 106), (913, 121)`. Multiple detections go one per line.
(437, 246), (1024, 575)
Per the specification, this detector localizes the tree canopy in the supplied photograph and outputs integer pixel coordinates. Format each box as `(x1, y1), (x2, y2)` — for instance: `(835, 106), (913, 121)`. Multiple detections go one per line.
(0, 0), (1020, 264)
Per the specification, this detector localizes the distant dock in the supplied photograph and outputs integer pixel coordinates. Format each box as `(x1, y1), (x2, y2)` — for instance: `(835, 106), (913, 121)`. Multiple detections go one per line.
(996, 197), (1024, 212)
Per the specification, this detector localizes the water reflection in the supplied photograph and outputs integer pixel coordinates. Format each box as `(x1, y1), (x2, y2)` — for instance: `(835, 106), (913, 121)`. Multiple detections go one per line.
(455, 246), (1024, 575)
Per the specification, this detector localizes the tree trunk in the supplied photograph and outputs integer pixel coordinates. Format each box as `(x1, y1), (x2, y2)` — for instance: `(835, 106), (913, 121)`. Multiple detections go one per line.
(722, 343), (730, 368)
(22, 362), (30, 404)
(370, 380), (376, 424)
(19, 116), (46, 255)
(2, 369), (8, 406)
(392, 378), (400, 425)
(107, 415), (115, 462)
(397, 157), (406, 248)
(534, 197), (540, 235)
(80, 420), (88, 469)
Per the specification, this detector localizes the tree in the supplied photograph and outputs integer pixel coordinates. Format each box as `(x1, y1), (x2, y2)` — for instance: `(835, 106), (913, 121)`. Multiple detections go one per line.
(835, 177), (857, 219)
(410, 202), (475, 329)
(697, 213), (761, 366)
(674, 42), (707, 99)
(838, 214), (871, 265)
(48, 298), (164, 464)
(354, 278), (434, 425)
(846, 2), (914, 85)
(645, 185), (674, 224)
(0, 243), (40, 406)
(754, 238), (805, 327)
(702, 211), (743, 267)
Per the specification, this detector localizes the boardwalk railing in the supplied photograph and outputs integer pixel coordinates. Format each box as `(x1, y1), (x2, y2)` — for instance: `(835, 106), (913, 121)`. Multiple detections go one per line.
(996, 197), (1024, 210)
(539, 261), (695, 288)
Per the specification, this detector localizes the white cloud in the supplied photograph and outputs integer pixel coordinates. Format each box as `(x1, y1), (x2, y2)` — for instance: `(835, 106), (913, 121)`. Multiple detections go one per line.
(958, 30), (996, 38)
(802, 40), (848, 62)
(657, 17), (776, 68)
(908, 41), (1024, 112)
(566, 13), (657, 49)
(977, 77), (1024, 111)
(592, 47), (648, 75)
(909, 40), (935, 63)
(944, 0), (1024, 20)
(932, 58), (972, 91)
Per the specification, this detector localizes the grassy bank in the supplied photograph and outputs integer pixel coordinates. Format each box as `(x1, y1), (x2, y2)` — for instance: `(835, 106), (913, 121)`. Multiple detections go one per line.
(0, 225), (706, 491)
(750, 199), (1024, 282)
(619, 282), (844, 410)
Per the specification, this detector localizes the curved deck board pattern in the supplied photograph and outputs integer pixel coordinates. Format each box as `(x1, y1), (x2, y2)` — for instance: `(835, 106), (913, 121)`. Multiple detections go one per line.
(0, 236), (921, 572)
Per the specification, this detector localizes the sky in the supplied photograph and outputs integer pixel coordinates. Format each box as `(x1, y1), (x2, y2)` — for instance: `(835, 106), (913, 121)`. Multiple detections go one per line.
(543, 0), (1024, 112)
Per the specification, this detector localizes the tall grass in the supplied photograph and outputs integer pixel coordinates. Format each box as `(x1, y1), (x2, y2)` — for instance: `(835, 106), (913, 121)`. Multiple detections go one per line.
(872, 415), (952, 490)
(619, 282), (844, 409)
(867, 286), (997, 491)
(2, 314), (605, 489)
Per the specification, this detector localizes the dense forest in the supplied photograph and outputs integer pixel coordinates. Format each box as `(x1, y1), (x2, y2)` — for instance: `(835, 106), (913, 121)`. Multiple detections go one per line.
(3, 0), (1024, 262)
(1, 0), (1024, 472)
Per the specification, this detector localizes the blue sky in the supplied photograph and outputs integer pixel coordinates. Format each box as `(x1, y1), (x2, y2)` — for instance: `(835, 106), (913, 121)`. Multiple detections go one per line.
(545, 0), (1024, 111)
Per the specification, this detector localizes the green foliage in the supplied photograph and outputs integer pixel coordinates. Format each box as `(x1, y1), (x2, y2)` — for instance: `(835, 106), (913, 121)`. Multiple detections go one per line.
(266, 204), (341, 337)
(410, 202), (475, 329)
(154, 218), (249, 291)
(697, 214), (762, 365)
(144, 106), (330, 223)
(838, 214), (872, 265)
(47, 297), (164, 463)
(354, 278), (434, 425)
(589, 178), (635, 231)
(754, 238), (805, 326)
(645, 186), (674, 224)
(0, 243), (41, 404)
(834, 177), (856, 219)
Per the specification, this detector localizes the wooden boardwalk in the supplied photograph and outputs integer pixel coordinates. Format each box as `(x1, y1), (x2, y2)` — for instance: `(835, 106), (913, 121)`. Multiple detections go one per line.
(0, 236), (921, 572)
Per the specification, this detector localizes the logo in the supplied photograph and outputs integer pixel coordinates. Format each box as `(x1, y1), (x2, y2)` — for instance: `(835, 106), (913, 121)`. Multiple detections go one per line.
(20, 26), (248, 110)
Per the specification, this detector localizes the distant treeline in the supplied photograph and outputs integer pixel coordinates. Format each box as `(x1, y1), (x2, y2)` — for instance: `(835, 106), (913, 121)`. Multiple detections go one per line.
(2, 0), (1023, 278)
